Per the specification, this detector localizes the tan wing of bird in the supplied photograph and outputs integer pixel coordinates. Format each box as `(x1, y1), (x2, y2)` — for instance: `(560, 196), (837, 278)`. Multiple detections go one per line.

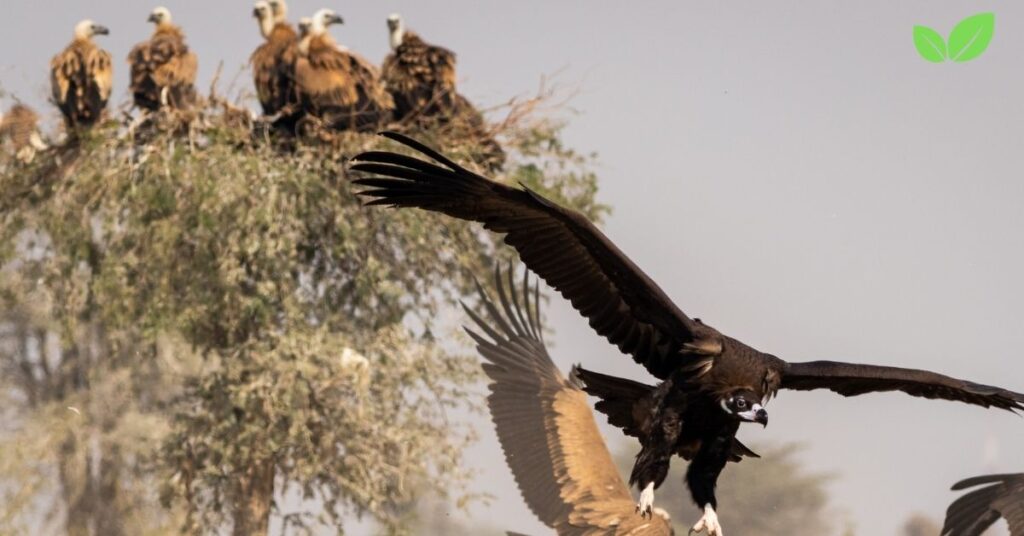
(128, 26), (196, 110)
(0, 104), (41, 151)
(466, 266), (673, 536)
(250, 24), (298, 115)
(382, 31), (456, 119)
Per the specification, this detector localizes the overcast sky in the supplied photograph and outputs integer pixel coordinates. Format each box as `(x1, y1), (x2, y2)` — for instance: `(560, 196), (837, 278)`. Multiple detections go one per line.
(4, 1), (1023, 535)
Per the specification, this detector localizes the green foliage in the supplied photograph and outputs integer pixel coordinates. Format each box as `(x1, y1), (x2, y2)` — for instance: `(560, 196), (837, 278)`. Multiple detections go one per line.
(0, 95), (604, 535)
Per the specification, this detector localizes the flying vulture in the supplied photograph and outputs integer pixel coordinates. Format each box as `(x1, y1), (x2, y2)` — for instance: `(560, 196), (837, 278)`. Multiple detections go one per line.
(250, 1), (298, 118)
(467, 265), (674, 535)
(128, 7), (198, 111)
(943, 473), (1024, 536)
(293, 9), (393, 133)
(0, 104), (47, 161)
(381, 13), (505, 169)
(350, 132), (1024, 536)
(50, 19), (112, 129)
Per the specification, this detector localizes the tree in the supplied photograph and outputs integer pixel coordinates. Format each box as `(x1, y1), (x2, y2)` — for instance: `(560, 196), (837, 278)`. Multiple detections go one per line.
(615, 441), (837, 536)
(0, 91), (604, 535)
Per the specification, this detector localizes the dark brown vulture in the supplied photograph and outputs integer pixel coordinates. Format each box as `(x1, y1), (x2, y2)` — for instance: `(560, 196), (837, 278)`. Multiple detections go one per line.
(293, 9), (393, 133)
(50, 19), (112, 129)
(128, 7), (198, 111)
(468, 265), (674, 535)
(250, 1), (298, 118)
(943, 473), (1024, 536)
(349, 132), (1024, 536)
(381, 13), (505, 170)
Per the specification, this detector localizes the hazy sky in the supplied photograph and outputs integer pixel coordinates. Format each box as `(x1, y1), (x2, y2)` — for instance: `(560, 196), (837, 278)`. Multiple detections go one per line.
(4, 1), (1024, 535)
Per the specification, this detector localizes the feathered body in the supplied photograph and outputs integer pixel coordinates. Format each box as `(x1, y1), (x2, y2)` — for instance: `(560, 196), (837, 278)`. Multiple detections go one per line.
(0, 104), (46, 158)
(50, 22), (112, 129)
(128, 12), (197, 111)
(294, 10), (393, 133)
(382, 17), (505, 169)
(251, 2), (298, 117)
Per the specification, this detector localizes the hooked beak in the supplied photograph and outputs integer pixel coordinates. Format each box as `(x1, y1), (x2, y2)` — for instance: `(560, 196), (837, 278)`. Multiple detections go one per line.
(252, 8), (261, 18)
(738, 404), (768, 428)
(327, 13), (344, 26)
(147, 14), (159, 23)
(93, 25), (110, 36)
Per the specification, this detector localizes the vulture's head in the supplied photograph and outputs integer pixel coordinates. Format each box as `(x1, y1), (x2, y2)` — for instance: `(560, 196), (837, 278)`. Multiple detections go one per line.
(311, 8), (343, 35)
(297, 17), (313, 38)
(386, 13), (404, 49)
(147, 6), (172, 26)
(252, 1), (273, 36)
(720, 389), (768, 427)
(74, 19), (110, 40)
(267, 0), (288, 23)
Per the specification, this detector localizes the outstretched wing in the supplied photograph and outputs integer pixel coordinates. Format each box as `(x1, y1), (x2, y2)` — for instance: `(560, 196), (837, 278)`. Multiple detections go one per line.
(782, 361), (1024, 413)
(466, 265), (672, 535)
(351, 132), (721, 380)
(943, 473), (1024, 536)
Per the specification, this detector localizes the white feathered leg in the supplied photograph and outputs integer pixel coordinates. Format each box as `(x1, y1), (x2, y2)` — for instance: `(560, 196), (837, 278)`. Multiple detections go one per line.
(689, 504), (723, 536)
(635, 482), (655, 518)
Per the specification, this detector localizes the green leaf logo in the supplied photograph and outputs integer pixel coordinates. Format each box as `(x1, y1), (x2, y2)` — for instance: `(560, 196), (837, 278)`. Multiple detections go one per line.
(913, 26), (947, 62)
(948, 13), (995, 62)
(913, 13), (995, 63)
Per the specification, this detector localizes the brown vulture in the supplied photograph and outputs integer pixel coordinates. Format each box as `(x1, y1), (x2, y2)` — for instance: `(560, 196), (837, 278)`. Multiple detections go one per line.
(382, 13), (505, 169)
(128, 7), (198, 111)
(943, 473), (1024, 536)
(50, 19), (112, 129)
(250, 1), (298, 118)
(468, 265), (674, 535)
(293, 9), (393, 133)
(349, 132), (1024, 536)
(0, 104), (46, 161)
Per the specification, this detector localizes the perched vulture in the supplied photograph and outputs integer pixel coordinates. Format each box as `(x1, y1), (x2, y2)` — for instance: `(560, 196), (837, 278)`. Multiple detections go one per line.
(469, 265), (676, 535)
(943, 473), (1024, 536)
(128, 7), (198, 111)
(381, 13), (504, 169)
(350, 132), (1024, 536)
(250, 0), (298, 117)
(0, 104), (46, 160)
(50, 19), (112, 129)
(294, 9), (393, 132)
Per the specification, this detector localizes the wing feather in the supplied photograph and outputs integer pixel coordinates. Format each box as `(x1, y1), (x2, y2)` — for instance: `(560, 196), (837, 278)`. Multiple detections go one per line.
(943, 474), (1024, 536)
(352, 132), (718, 379)
(782, 361), (1024, 413)
(468, 265), (671, 535)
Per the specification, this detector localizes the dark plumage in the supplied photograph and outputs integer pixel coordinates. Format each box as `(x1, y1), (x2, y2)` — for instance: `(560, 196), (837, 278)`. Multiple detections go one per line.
(943, 473), (1024, 536)
(350, 132), (1024, 535)
(128, 7), (197, 111)
(381, 14), (505, 170)
(250, 1), (298, 118)
(50, 19), (112, 129)
(294, 9), (393, 133)
(468, 265), (673, 535)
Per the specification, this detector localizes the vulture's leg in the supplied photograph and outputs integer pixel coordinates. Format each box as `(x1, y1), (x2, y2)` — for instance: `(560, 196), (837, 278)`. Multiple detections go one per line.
(630, 445), (672, 518)
(686, 433), (734, 536)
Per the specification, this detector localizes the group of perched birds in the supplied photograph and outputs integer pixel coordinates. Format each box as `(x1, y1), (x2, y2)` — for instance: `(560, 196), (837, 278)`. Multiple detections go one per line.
(350, 132), (1024, 535)
(3, 1), (498, 159)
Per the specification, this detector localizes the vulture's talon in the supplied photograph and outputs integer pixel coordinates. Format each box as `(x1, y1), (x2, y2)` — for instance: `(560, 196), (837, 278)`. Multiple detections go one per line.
(690, 505), (723, 536)
(636, 482), (655, 518)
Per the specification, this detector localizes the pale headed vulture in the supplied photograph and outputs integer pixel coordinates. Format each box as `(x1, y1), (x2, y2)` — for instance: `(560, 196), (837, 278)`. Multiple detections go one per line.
(943, 473), (1024, 536)
(467, 265), (674, 535)
(128, 7), (198, 111)
(50, 20), (112, 129)
(294, 9), (393, 132)
(0, 104), (47, 161)
(250, 1), (298, 117)
(381, 14), (504, 170)
(350, 132), (1024, 536)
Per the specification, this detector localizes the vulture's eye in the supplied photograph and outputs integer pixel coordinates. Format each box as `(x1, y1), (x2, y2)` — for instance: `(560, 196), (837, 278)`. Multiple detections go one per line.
(735, 399), (747, 409)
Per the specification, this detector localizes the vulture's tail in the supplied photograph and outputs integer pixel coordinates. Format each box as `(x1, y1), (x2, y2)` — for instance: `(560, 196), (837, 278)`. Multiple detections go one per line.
(570, 365), (655, 440)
